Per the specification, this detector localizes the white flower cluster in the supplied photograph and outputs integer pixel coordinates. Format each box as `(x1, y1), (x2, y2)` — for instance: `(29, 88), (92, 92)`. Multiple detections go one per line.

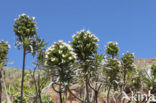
(72, 29), (99, 41)
(107, 41), (118, 45)
(122, 51), (135, 57)
(0, 40), (11, 48)
(46, 40), (76, 65)
(32, 17), (35, 20)
(105, 41), (119, 51)
(18, 13), (27, 17)
(17, 13), (35, 21)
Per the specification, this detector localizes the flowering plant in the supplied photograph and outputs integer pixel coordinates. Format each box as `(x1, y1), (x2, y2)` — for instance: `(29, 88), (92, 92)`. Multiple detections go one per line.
(70, 29), (99, 62)
(13, 13), (37, 41)
(121, 51), (135, 72)
(105, 42), (119, 58)
(46, 40), (76, 67)
(0, 40), (10, 65)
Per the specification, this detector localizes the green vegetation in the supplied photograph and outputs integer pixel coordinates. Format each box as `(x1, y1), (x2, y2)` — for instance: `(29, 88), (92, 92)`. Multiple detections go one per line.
(0, 14), (155, 103)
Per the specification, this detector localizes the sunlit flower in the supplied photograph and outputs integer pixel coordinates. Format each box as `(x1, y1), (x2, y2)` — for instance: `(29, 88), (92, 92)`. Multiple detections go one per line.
(59, 40), (63, 43)
(95, 37), (99, 41)
(80, 29), (84, 32)
(58, 50), (62, 54)
(32, 17), (35, 20)
(19, 13), (26, 17)
(51, 58), (55, 61)
(62, 54), (66, 58)
(69, 57), (72, 60)
(46, 40), (76, 65)
(115, 42), (118, 45)
(86, 30), (91, 34)
(72, 34), (76, 39)
(132, 53), (135, 56)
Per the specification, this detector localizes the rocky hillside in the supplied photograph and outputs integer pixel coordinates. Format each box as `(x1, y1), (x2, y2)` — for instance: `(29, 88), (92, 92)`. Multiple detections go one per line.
(134, 58), (156, 67)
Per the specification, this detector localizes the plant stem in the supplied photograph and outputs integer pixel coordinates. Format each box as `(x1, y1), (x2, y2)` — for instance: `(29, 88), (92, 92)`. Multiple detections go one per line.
(107, 86), (111, 103)
(20, 48), (26, 103)
(59, 85), (63, 103)
(38, 72), (42, 103)
(85, 74), (89, 103)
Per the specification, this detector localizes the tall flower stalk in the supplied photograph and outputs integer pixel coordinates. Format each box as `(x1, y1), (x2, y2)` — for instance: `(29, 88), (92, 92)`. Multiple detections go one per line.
(105, 42), (120, 103)
(70, 30), (99, 103)
(13, 13), (38, 102)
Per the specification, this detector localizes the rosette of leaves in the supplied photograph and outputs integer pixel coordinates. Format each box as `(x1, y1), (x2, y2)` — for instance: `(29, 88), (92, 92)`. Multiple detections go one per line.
(70, 30), (99, 62)
(131, 74), (142, 91)
(0, 40), (10, 65)
(105, 42), (119, 58)
(105, 58), (120, 86)
(121, 52), (135, 71)
(121, 52), (135, 86)
(46, 40), (76, 83)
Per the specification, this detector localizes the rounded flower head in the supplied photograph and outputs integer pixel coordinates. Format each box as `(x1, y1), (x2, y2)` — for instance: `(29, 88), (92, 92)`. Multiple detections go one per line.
(46, 40), (76, 67)
(0, 40), (10, 64)
(13, 13), (37, 42)
(70, 29), (99, 61)
(121, 51), (135, 71)
(105, 41), (119, 58)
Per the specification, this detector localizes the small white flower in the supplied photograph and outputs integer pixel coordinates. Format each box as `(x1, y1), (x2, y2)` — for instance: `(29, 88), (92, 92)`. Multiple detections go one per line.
(62, 54), (66, 58)
(60, 45), (63, 48)
(71, 52), (76, 59)
(69, 57), (72, 60)
(51, 58), (55, 61)
(95, 37), (99, 41)
(62, 59), (65, 63)
(8, 45), (11, 48)
(118, 61), (121, 64)
(20, 13), (26, 17)
(45, 53), (48, 58)
(92, 34), (95, 37)
(86, 30), (91, 34)
(115, 42), (118, 45)
(80, 29), (84, 32)
(58, 50), (62, 54)
(44, 61), (47, 65)
(72, 34), (76, 38)
(59, 40), (63, 43)
(32, 17), (35, 20)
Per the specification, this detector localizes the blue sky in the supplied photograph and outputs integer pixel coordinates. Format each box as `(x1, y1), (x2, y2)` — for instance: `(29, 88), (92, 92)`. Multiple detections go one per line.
(0, 0), (156, 69)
